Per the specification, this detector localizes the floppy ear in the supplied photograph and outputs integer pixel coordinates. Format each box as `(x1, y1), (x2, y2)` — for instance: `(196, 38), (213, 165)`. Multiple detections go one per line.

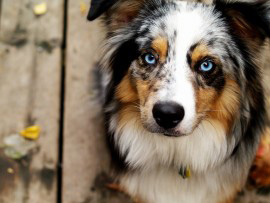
(87, 0), (144, 30)
(87, 0), (117, 21)
(216, 0), (270, 46)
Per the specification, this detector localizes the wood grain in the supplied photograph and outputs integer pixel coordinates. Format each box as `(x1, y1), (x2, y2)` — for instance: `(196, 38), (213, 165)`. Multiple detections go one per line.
(0, 0), (63, 202)
(63, 0), (133, 202)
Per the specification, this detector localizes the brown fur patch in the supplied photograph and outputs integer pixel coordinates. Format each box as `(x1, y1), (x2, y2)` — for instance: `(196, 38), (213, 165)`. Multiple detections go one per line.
(108, 0), (144, 30)
(151, 37), (168, 63)
(118, 104), (140, 131)
(191, 43), (212, 65)
(196, 87), (218, 116)
(227, 10), (265, 50)
(116, 72), (154, 108)
(196, 78), (240, 134)
(208, 79), (241, 133)
(136, 79), (151, 105)
(116, 74), (138, 103)
(229, 11), (262, 39)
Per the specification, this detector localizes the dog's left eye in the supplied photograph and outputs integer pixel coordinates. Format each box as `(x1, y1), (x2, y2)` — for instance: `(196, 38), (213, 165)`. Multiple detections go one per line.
(199, 60), (215, 72)
(143, 53), (157, 65)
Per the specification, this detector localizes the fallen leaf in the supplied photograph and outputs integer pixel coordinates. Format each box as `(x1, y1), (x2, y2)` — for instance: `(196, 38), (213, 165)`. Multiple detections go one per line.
(7, 168), (14, 174)
(80, 1), (88, 15)
(33, 2), (47, 16)
(20, 126), (41, 140)
(249, 127), (270, 187)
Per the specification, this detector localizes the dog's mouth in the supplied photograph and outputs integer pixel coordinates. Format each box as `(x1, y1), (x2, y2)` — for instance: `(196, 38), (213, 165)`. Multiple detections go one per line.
(142, 117), (200, 137)
(142, 123), (189, 137)
(163, 132), (186, 137)
(162, 129), (188, 137)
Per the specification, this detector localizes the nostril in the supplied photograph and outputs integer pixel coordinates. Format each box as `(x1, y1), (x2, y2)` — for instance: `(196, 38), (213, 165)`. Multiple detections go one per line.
(152, 102), (185, 129)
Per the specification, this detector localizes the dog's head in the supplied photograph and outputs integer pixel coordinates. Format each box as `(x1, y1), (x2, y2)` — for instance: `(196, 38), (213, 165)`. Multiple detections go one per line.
(88, 0), (269, 137)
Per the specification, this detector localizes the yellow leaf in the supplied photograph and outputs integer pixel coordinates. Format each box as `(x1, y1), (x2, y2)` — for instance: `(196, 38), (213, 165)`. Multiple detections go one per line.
(80, 1), (87, 15)
(7, 168), (14, 174)
(33, 2), (47, 16)
(20, 126), (41, 140)
(186, 168), (191, 178)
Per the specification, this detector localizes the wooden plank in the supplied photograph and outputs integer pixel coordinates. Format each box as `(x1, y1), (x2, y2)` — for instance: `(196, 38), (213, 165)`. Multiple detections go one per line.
(0, 0), (2, 27)
(63, 0), (132, 202)
(0, 0), (63, 202)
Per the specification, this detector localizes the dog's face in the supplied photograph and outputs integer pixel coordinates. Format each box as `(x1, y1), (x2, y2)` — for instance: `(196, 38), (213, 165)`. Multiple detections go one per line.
(115, 3), (241, 137)
(89, 0), (269, 137)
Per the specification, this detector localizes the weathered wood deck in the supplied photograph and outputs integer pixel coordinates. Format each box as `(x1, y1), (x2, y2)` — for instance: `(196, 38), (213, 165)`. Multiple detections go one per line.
(0, 0), (269, 202)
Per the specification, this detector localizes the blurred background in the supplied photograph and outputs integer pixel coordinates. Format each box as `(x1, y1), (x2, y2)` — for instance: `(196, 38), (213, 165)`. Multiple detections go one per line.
(0, 0), (269, 202)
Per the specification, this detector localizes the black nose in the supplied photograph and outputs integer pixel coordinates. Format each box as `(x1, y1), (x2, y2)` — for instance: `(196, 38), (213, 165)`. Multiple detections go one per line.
(152, 102), (185, 129)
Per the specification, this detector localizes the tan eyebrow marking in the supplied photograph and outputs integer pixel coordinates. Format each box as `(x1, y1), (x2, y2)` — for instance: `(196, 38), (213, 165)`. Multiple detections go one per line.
(188, 43), (221, 69)
(191, 43), (211, 64)
(151, 36), (168, 63)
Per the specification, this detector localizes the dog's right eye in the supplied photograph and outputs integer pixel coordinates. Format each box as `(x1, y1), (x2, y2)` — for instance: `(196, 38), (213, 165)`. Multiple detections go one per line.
(143, 53), (157, 66)
(199, 60), (215, 72)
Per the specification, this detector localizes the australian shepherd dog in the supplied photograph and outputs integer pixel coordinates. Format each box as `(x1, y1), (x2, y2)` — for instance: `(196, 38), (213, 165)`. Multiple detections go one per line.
(87, 0), (270, 202)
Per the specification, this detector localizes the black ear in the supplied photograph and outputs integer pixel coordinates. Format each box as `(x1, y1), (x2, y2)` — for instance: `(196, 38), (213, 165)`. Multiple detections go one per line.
(215, 0), (270, 41)
(88, 0), (145, 30)
(87, 0), (118, 21)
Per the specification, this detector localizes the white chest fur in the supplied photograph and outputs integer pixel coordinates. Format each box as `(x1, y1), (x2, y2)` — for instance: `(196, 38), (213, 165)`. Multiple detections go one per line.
(120, 165), (241, 203)
(111, 115), (246, 202)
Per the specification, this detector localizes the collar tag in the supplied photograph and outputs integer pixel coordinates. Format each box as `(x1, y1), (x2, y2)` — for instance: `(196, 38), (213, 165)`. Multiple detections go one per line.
(178, 167), (191, 179)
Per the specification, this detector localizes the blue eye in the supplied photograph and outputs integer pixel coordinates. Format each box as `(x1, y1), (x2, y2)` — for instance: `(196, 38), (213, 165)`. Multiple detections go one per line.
(200, 60), (215, 72)
(144, 53), (157, 65)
